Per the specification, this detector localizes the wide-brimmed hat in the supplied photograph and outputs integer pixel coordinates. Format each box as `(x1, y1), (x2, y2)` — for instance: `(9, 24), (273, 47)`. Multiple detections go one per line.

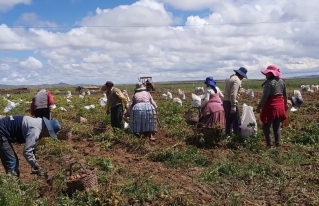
(105, 81), (114, 87)
(43, 117), (61, 139)
(135, 82), (146, 91)
(233, 67), (248, 78)
(203, 76), (217, 87)
(261, 65), (281, 77)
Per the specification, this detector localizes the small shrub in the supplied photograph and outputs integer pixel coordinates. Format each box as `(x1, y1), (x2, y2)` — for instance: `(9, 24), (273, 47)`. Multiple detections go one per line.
(86, 157), (114, 172)
(291, 123), (319, 145)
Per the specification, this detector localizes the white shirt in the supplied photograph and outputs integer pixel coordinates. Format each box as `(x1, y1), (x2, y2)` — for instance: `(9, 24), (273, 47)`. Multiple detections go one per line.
(201, 86), (224, 108)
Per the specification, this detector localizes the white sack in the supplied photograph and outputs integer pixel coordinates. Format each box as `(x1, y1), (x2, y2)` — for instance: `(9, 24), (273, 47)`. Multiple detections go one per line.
(191, 93), (201, 108)
(99, 98), (106, 106)
(3, 100), (19, 113)
(245, 89), (254, 99)
(173, 97), (182, 106)
(162, 94), (168, 99)
(124, 121), (130, 129)
(240, 103), (257, 137)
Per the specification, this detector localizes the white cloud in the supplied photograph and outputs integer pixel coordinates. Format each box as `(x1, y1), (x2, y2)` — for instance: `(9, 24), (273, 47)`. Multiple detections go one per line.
(0, 0), (31, 12)
(16, 77), (26, 82)
(19, 57), (43, 69)
(0, 63), (11, 71)
(0, 0), (319, 85)
(158, 0), (217, 10)
(83, 52), (113, 63)
(16, 13), (59, 28)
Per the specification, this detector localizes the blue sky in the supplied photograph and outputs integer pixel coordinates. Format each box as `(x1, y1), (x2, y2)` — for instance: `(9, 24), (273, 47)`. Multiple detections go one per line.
(0, 0), (319, 85)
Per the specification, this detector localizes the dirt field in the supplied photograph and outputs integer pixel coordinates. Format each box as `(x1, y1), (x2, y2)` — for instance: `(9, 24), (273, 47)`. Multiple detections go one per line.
(0, 90), (319, 205)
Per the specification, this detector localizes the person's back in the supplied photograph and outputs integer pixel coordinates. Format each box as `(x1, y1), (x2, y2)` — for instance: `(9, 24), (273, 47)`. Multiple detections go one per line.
(223, 75), (241, 103)
(31, 89), (54, 119)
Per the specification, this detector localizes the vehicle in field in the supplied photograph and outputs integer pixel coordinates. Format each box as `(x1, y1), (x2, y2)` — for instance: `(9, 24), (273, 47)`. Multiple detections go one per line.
(138, 76), (155, 91)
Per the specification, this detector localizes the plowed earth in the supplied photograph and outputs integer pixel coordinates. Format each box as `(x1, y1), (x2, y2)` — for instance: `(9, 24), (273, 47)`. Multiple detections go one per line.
(0, 90), (318, 205)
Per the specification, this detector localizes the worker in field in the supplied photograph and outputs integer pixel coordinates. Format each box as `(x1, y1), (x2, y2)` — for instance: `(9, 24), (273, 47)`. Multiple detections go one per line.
(30, 89), (55, 120)
(103, 81), (129, 129)
(0, 115), (61, 177)
(145, 79), (155, 91)
(199, 76), (225, 129)
(223, 67), (248, 136)
(128, 82), (158, 141)
(256, 65), (288, 147)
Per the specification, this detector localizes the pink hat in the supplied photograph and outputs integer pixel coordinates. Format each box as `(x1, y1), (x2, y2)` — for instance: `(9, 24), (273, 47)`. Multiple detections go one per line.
(261, 65), (281, 77)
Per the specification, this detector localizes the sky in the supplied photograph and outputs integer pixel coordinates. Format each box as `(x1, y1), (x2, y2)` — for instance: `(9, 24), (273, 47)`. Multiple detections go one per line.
(0, 0), (319, 85)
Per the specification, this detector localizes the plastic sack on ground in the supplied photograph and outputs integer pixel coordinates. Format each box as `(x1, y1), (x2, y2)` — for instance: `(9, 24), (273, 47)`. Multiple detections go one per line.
(84, 104), (95, 110)
(245, 89), (254, 99)
(60, 107), (67, 111)
(240, 103), (257, 137)
(173, 97), (182, 106)
(99, 98), (107, 106)
(191, 93), (201, 108)
(50, 104), (57, 109)
(3, 100), (19, 113)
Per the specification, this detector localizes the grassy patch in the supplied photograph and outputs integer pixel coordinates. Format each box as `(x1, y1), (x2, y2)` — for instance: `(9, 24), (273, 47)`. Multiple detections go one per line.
(120, 176), (171, 204)
(0, 175), (47, 206)
(147, 145), (210, 168)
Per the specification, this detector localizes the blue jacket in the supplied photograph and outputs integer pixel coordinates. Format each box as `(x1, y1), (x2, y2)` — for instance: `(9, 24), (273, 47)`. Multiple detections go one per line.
(0, 115), (43, 168)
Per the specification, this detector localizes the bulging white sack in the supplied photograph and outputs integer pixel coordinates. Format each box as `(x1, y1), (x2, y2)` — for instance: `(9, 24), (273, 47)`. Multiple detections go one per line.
(240, 103), (257, 137)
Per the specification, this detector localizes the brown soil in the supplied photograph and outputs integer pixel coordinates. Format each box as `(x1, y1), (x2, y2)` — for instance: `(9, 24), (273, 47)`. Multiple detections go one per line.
(0, 90), (318, 205)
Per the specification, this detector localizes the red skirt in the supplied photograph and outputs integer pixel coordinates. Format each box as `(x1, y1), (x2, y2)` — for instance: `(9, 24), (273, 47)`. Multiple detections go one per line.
(260, 94), (287, 124)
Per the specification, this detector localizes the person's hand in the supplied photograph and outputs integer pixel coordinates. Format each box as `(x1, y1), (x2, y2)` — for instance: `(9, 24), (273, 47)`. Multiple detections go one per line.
(285, 104), (289, 111)
(230, 105), (237, 114)
(256, 107), (261, 113)
(125, 109), (131, 117)
(31, 164), (46, 176)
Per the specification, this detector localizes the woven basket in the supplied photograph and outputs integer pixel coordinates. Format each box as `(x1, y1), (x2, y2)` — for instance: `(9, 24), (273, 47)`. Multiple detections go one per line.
(192, 123), (204, 135)
(202, 127), (223, 143)
(58, 127), (72, 140)
(93, 122), (108, 134)
(184, 107), (200, 125)
(65, 162), (98, 193)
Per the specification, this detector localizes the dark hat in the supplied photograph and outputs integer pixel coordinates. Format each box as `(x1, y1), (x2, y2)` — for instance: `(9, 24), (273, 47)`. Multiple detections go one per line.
(234, 67), (248, 78)
(43, 117), (61, 139)
(203, 76), (217, 87)
(105, 81), (114, 87)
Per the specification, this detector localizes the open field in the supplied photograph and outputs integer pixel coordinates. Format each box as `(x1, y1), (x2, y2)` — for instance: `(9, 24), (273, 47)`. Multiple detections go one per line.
(0, 78), (319, 205)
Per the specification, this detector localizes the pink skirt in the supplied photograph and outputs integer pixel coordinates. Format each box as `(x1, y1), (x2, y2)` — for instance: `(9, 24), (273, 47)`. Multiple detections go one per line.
(198, 110), (226, 129)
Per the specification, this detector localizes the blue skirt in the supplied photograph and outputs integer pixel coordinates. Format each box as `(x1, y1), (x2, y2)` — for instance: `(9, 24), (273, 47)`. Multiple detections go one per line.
(130, 102), (157, 133)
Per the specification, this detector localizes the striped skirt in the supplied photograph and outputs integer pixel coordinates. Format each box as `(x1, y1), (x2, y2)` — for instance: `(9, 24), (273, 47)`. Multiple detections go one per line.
(130, 102), (157, 133)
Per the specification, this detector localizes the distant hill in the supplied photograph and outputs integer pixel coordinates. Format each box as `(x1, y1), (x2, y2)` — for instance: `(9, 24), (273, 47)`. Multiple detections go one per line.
(0, 75), (318, 89)
(292, 74), (319, 78)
